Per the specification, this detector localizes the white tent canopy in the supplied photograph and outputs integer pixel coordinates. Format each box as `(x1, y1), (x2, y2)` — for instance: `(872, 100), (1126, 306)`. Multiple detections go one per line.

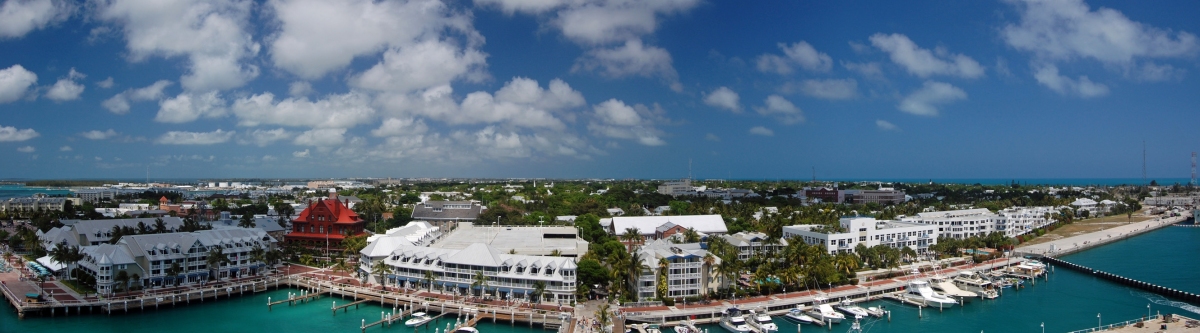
(35, 256), (65, 272)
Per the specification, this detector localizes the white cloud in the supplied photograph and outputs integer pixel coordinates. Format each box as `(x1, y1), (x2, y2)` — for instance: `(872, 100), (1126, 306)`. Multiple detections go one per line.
(45, 68), (85, 101)
(897, 81), (968, 116)
(376, 77), (583, 130)
(0, 0), (73, 39)
(96, 77), (114, 88)
(102, 80), (173, 114)
(1130, 62), (1185, 82)
(0, 125), (38, 141)
(796, 79), (857, 100)
(842, 61), (884, 80)
(0, 64), (37, 103)
(869, 33), (985, 79)
(588, 98), (666, 146)
(704, 133), (720, 142)
(748, 126), (774, 136)
(494, 77), (585, 110)
(371, 117), (428, 138)
(293, 128), (347, 147)
(1032, 63), (1109, 98)
(268, 0), (481, 80)
(231, 91), (376, 129)
(548, 1), (700, 45)
(240, 128), (294, 147)
(288, 81), (312, 97)
(754, 95), (804, 125)
(756, 41), (832, 74)
(16, 145), (34, 152)
(155, 91), (227, 123)
(96, 0), (260, 92)
(876, 119), (899, 131)
(155, 129), (235, 145)
(702, 86), (740, 113)
(292, 149), (310, 158)
(573, 39), (681, 91)
(80, 129), (118, 140)
(58, 145), (71, 151)
(261, 155), (276, 162)
(1002, 0), (1198, 65)
(350, 38), (488, 93)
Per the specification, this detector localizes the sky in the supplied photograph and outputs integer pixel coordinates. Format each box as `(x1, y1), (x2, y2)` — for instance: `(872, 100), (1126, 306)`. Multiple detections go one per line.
(0, 0), (1199, 180)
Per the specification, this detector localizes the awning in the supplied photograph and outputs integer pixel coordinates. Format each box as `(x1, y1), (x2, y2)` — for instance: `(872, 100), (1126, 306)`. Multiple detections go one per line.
(495, 288), (512, 294)
(198, 272), (209, 277)
(187, 273), (199, 278)
(387, 274), (398, 279)
(35, 256), (64, 272)
(228, 268), (239, 274)
(257, 263), (266, 268)
(150, 277), (163, 282)
(164, 276), (176, 281)
(177, 275), (187, 280)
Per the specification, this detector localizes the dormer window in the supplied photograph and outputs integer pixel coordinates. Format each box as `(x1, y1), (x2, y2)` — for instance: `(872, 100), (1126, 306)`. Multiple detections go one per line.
(530, 267), (540, 274)
(516, 266), (525, 274)
(545, 268), (554, 276)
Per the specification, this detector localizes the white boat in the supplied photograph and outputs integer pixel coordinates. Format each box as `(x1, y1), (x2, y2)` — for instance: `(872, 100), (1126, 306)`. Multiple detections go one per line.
(834, 299), (870, 318)
(719, 308), (752, 333)
(805, 297), (845, 324)
(645, 324), (662, 333)
(746, 310), (777, 333)
(929, 274), (977, 301)
(953, 271), (999, 299)
(674, 320), (700, 333)
(454, 328), (479, 333)
(903, 280), (957, 308)
(846, 315), (863, 333)
(782, 308), (818, 325)
(865, 305), (888, 318)
(405, 312), (435, 327)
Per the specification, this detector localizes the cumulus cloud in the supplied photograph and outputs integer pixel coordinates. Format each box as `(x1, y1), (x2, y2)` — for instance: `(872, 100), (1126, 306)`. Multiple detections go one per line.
(543, 0), (701, 45)
(704, 133), (720, 142)
(588, 99), (666, 146)
(239, 128), (294, 147)
(1032, 63), (1109, 98)
(288, 81), (312, 97)
(155, 129), (235, 145)
(869, 33), (984, 79)
(702, 86), (740, 113)
(1002, 0), (1198, 65)
(0, 64), (37, 103)
(292, 149), (310, 158)
(0, 125), (38, 141)
(293, 128), (347, 147)
(573, 39), (681, 91)
(44, 67), (85, 101)
(269, 0), (482, 80)
(748, 126), (773, 136)
(795, 78), (857, 100)
(96, 77), (114, 88)
(754, 95), (804, 125)
(231, 92), (375, 129)
(876, 119), (899, 131)
(16, 145), (34, 153)
(755, 41), (832, 74)
(80, 129), (119, 140)
(58, 145), (71, 151)
(0, 0), (73, 39)
(371, 117), (428, 137)
(376, 77), (583, 130)
(350, 38), (488, 93)
(842, 61), (884, 80)
(155, 91), (227, 123)
(96, 0), (260, 92)
(102, 79), (173, 114)
(897, 81), (968, 116)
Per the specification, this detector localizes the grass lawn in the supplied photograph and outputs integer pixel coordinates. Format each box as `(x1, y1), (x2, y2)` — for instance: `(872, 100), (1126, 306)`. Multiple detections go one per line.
(61, 279), (96, 295)
(1023, 209), (1155, 246)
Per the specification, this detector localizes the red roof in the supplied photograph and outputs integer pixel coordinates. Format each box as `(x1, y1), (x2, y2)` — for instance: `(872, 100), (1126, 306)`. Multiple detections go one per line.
(294, 198), (362, 224)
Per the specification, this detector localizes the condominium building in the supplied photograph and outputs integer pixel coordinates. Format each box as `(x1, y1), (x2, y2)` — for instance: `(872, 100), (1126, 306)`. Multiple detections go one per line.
(0, 197), (74, 212)
(783, 217), (938, 254)
(901, 207), (1057, 239)
(41, 217), (187, 249)
(635, 239), (722, 300)
(374, 243), (580, 303)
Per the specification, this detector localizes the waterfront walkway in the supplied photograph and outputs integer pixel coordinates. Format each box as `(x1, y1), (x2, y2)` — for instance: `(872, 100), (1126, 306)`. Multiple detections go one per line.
(1016, 213), (1190, 257)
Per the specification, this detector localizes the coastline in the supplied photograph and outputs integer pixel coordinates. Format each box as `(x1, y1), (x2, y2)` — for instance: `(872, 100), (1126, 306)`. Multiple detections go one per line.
(1014, 213), (1190, 258)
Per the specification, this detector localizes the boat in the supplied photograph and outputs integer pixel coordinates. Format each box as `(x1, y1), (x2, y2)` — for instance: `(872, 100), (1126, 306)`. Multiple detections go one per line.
(846, 315), (863, 333)
(953, 271), (999, 299)
(865, 305), (888, 318)
(718, 308), (752, 333)
(902, 280), (958, 308)
(805, 297), (845, 324)
(674, 320), (700, 333)
(834, 299), (870, 318)
(746, 310), (777, 333)
(929, 274), (978, 301)
(645, 324), (662, 333)
(782, 308), (818, 325)
(405, 312), (435, 327)
(454, 328), (479, 333)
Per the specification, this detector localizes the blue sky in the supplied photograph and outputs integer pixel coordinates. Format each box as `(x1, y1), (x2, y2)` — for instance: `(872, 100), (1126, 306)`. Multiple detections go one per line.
(1, 0), (1199, 180)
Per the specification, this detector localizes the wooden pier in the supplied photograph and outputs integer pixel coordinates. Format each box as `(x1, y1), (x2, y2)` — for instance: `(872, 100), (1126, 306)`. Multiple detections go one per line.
(333, 299), (370, 315)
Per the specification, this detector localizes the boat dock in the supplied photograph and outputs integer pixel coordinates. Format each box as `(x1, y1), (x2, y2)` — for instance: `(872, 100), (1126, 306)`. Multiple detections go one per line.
(1065, 313), (1199, 333)
(333, 299), (371, 314)
(1042, 256), (1200, 304)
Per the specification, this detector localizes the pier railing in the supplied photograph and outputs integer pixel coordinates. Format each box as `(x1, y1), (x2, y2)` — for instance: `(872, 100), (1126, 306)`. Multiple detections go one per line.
(1064, 314), (1159, 333)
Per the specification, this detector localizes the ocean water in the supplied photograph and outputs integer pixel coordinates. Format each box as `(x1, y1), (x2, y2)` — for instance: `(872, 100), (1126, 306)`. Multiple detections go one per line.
(4, 227), (1198, 332)
(825, 178), (1192, 186)
(0, 185), (71, 200)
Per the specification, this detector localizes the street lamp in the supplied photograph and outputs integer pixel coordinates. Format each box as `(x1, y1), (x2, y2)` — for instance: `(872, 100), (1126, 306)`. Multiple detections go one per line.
(1148, 304), (1152, 320)
(1097, 313), (1101, 329)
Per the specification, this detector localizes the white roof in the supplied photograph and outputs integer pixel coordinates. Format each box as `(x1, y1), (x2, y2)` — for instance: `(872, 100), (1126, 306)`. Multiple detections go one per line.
(1071, 198), (1097, 206)
(607, 215), (728, 236)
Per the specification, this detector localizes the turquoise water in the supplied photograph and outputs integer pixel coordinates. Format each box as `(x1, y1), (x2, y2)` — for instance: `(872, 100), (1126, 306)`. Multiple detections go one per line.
(0, 185), (71, 200)
(4, 227), (1198, 332)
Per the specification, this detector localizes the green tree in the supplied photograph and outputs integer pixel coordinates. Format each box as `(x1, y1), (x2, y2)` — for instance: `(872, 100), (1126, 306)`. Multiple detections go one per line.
(114, 270), (130, 296)
(206, 247), (231, 282)
(423, 270), (437, 291)
(532, 280), (547, 303)
(166, 262), (183, 287)
(238, 213), (256, 228)
(472, 270), (489, 297)
(372, 260), (391, 287)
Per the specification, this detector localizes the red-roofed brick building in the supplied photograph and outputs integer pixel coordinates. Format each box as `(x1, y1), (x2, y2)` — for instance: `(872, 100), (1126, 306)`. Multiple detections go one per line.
(286, 191), (367, 253)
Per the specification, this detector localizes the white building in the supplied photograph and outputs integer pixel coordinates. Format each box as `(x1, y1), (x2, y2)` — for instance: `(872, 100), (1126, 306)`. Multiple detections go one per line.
(1070, 198), (1099, 216)
(603, 215), (729, 241)
(657, 179), (696, 196)
(783, 217), (938, 254)
(634, 239), (722, 300)
(373, 243), (580, 303)
(901, 207), (1058, 239)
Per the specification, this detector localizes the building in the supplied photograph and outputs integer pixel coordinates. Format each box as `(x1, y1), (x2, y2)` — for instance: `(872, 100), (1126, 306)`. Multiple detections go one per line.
(359, 222), (443, 274)
(1069, 198), (1099, 216)
(370, 242), (580, 303)
(843, 188), (906, 205)
(0, 197), (72, 213)
(285, 191), (367, 252)
(603, 215), (729, 242)
(42, 217), (187, 249)
(75, 189), (116, 203)
(900, 207), (1057, 239)
(783, 217), (938, 254)
(657, 179), (696, 196)
(410, 201), (484, 229)
(633, 239), (722, 300)
(716, 231), (787, 260)
(430, 223), (589, 257)
(804, 188), (840, 203)
(1145, 196), (1197, 207)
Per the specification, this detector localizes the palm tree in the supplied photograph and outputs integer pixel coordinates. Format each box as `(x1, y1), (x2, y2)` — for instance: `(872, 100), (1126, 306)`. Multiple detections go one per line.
(114, 270), (130, 296)
(625, 250), (649, 299)
(153, 218), (168, 233)
(683, 227), (701, 243)
(206, 247), (231, 282)
(249, 246), (267, 275)
(595, 303), (612, 330)
(656, 257), (669, 300)
(372, 258), (391, 287)
(130, 273), (141, 293)
(471, 270), (489, 297)
(166, 262), (183, 287)
(332, 257), (352, 275)
(49, 243), (69, 279)
(423, 270), (437, 291)
(621, 227), (641, 252)
(238, 213), (256, 228)
(701, 253), (717, 294)
(532, 281), (547, 303)
(549, 249), (562, 257)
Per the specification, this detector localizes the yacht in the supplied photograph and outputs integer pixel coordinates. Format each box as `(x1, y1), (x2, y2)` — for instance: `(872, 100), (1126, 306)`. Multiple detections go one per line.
(645, 324), (662, 333)
(903, 280), (958, 308)
(746, 310), (777, 333)
(953, 271), (999, 299)
(782, 308), (817, 325)
(674, 320), (700, 333)
(454, 328), (479, 333)
(834, 299), (870, 319)
(929, 274), (978, 301)
(805, 297), (845, 324)
(865, 305), (888, 318)
(405, 312), (436, 327)
(719, 308), (752, 333)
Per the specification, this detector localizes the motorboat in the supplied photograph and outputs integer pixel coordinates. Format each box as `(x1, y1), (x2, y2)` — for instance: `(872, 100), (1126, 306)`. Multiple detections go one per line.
(805, 297), (845, 324)
(953, 271), (999, 299)
(834, 299), (870, 318)
(865, 305), (888, 318)
(405, 312), (435, 327)
(719, 308), (752, 333)
(782, 308), (818, 325)
(454, 328), (479, 333)
(903, 280), (957, 308)
(645, 324), (662, 333)
(674, 320), (700, 333)
(846, 315), (863, 333)
(929, 274), (977, 301)
(746, 310), (777, 333)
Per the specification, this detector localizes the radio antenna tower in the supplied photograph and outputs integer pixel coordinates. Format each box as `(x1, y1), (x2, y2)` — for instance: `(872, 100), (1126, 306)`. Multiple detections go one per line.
(1192, 152), (1197, 186)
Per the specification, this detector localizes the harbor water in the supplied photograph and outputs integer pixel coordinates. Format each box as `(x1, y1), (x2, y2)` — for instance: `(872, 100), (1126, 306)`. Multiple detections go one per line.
(3, 227), (1198, 332)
